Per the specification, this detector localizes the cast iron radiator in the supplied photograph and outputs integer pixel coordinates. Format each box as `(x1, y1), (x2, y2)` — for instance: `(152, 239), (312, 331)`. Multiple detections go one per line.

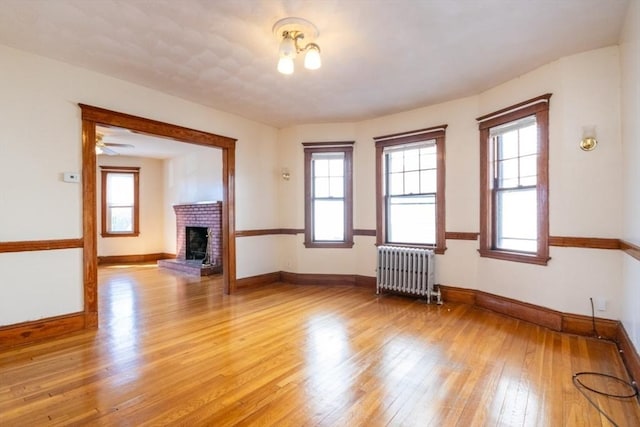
(376, 246), (441, 304)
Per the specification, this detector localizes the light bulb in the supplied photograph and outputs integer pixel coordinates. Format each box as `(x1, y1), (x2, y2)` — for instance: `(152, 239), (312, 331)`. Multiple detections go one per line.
(304, 45), (321, 70)
(277, 57), (294, 75)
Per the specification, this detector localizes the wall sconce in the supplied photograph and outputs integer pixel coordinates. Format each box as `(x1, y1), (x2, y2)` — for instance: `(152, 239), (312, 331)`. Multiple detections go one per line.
(273, 17), (321, 75)
(580, 126), (598, 151)
(281, 168), (291, 180)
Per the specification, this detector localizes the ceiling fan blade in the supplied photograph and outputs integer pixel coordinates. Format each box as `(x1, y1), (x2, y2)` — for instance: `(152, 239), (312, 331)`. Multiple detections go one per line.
(100, 146), (119, 156)
(103, 142), (134, 148)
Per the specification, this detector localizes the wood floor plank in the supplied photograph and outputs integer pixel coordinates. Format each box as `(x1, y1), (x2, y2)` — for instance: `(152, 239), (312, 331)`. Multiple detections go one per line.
(1, 264), (639, 426)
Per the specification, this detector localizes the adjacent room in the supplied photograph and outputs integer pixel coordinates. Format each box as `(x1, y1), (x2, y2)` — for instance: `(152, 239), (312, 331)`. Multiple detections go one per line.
(1, 0), (639, 425)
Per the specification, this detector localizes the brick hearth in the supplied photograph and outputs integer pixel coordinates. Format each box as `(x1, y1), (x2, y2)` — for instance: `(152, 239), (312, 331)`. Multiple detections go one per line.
(158, 202), (222, 276)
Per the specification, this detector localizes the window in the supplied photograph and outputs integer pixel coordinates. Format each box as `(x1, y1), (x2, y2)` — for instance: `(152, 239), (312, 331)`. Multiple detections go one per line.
(100, 166), (140, 237)
(477, 94), (551, 265)
(375, 125), (446, 253)
(304, 142), (354, 248)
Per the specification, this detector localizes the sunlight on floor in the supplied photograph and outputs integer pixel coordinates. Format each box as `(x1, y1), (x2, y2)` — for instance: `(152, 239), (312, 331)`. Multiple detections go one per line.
(103, 263), (158, 269)
(105, 278), (141, 386)
(305, 314), (357, 414)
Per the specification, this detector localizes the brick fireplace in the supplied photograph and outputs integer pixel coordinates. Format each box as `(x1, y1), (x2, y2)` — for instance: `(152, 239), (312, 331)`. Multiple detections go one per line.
(158, 201), (222, 276)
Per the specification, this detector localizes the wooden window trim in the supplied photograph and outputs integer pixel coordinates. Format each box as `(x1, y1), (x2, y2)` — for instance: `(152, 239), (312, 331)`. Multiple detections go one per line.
(374, 125), (447, 254)
(477, 94), (551, 265)
(303, 143), (354, 248)
(100, 166), (140, 238)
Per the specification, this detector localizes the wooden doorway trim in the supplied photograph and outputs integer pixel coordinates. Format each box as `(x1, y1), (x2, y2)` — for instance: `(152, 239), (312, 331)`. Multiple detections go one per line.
(80, 104), (237, 328)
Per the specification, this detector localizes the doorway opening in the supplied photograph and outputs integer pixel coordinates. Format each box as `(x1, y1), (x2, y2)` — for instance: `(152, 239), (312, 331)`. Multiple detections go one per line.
(80, 104), (236, 329)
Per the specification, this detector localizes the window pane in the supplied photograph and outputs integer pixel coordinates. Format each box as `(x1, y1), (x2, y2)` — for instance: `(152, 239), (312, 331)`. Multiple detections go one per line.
(389, 152), (404, 173)
(314, 177), (329, 198)
(387, 195), (435, 245)
(404, 171), (420, 194)
(109, 206), (133, 232)
(314, 159), (329, 177)
(498, 158), (519, 187)
(328, 158), (344, 177)
(519, 124), (538, 156)
(314, 200), (344, 241)
(404, 149), (420, 171)
(389, 172), (404, 195)
(496, 188), (537, 252)
(519, 154), (537, 181)
(420, 151), (437, 170)
(420, 169), (437, 193)
(329, 177), (343, 197)
(384, 141), (439, 246)
(500, 178), (518, 188)
(107, 173), (134, 205)
(499, 132), (519, 159)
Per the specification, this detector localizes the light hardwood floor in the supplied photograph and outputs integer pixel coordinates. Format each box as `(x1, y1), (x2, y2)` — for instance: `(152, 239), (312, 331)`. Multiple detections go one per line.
(1, 265), (639, 426)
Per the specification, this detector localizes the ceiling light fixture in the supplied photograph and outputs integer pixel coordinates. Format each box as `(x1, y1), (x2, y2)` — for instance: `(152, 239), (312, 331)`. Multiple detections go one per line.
(273, 17), (321, 75)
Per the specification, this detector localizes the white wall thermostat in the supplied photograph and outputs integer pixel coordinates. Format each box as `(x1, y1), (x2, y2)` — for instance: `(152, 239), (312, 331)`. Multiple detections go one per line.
(63, 172), (81, 183)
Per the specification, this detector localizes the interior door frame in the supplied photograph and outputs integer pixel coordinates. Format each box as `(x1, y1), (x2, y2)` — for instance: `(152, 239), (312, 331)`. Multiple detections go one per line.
(80, 104), (236, 328)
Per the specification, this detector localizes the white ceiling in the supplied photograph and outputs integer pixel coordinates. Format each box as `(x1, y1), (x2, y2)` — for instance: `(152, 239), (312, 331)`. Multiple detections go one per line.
(0, 0), (630, 131)
(96, 125), (216, 159)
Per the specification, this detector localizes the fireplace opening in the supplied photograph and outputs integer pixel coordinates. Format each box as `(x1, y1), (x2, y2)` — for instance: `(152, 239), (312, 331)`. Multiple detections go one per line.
(158, 202), (222, 276)
(186, 226), (208, 261)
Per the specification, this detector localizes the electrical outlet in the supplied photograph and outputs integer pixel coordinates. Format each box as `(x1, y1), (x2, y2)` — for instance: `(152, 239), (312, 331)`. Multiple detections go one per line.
(595, 297), (607, 312)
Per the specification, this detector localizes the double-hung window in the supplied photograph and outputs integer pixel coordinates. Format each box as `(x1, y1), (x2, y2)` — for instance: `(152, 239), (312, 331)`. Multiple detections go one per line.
(304, 142), (354, 248)
(100, 166), (140, 237)
(477, 94), (551, 265)
(375, 126), (446, 253)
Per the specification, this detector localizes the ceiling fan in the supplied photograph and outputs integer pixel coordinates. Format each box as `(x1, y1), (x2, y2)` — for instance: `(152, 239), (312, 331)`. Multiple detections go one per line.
(95, 133), (134, 155)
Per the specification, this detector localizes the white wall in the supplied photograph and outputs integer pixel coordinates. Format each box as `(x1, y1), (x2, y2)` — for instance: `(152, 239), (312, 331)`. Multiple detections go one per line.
(476, 47), (623, 317)
(620, 0), (640, 353)
(163, 147), (223, 255)
(277, 123), (360, 275)
(0, 52), (83, 241)
(0, 44), (279, 325)
(277, 46), (625, 319)
(97, 155), (166, 257)
(0, 250), (83, 325)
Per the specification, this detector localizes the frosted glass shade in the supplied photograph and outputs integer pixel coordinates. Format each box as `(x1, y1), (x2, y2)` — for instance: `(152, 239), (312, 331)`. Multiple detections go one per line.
(278, 35), (296, 59)
(277, 57), (294, 75)
(304, 47), (321, 70)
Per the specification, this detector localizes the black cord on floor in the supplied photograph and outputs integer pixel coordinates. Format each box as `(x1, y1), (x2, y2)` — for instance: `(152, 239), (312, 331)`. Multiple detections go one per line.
(589, 297), (599, 338)
(572, 371), (639, 427)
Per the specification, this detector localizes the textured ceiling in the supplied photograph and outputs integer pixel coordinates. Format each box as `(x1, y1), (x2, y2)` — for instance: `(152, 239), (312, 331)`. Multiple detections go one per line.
(96, 125), (217, 159)
(0, 0), (630, 128)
